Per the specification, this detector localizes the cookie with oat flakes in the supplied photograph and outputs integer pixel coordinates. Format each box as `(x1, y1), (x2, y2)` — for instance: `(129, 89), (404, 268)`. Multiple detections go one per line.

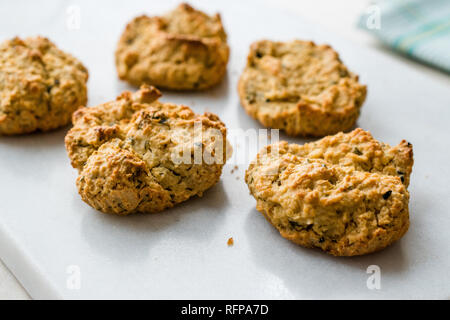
(238, 40), (366, 137)
(245, 129), (413, 256)
(116, 3), (229, 90)
(65, 85), (229, 215)
(0, 36), (88, 135)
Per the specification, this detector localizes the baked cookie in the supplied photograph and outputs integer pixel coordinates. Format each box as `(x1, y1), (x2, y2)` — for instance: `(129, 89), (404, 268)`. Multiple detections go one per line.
(245, 129), (413, 256)
(238, 40), (367, 137)
(0, 36), (88, 135)
(65, 85), (229, 215)
(115, 3), (229, 90)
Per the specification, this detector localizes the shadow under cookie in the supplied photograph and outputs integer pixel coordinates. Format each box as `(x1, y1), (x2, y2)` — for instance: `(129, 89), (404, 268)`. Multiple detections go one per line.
(80, 181), (229, 261)
(243, 207), (410, 299)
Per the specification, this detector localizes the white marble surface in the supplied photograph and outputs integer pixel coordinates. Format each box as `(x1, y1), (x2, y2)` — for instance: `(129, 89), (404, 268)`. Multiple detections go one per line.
(0, 259), (29, 299)
(0, 0), (449, 300)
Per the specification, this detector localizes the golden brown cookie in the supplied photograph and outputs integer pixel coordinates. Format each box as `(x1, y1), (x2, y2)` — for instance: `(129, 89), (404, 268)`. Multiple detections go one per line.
(0, 36), (88, 135)
(65, 85), (229, 215)
(238, 40), (367, 137)
(245, 129), (413, 256)
(115, 3), (229, 90)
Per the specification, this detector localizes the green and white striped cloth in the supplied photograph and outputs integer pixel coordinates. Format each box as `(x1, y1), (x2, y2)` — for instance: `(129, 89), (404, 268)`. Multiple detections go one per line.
(358, 0), (450, 72)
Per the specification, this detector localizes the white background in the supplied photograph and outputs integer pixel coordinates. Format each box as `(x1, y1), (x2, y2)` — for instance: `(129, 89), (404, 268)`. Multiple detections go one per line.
(0, 0), (449, 299)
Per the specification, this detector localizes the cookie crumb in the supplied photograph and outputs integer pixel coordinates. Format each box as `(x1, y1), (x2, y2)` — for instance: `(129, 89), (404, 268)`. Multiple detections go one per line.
(227, 237), (234, 246)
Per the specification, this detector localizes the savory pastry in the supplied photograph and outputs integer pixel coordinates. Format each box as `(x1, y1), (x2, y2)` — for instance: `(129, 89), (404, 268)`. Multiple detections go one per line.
(238, 40), (367, 137)
(116, 3), (229, 90)
(245, 129), (413, 256)
(65, 85), (229, 215)
(0, 36), (88, 135)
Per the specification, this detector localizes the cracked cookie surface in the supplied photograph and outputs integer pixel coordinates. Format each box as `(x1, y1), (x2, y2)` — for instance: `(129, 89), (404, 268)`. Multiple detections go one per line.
(0, 36), (88, 135)
(245, 129), (413, 256)
(65, 85), (229, 215)
(238, 40), (367, 137)
(116, 3), (229, 90)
